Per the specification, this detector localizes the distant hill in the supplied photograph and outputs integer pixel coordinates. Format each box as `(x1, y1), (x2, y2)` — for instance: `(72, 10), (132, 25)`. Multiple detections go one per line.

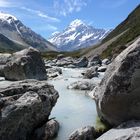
(48, 19), (111, 51)
(0, 12), (57, 52)
(83, 4), (140, 59)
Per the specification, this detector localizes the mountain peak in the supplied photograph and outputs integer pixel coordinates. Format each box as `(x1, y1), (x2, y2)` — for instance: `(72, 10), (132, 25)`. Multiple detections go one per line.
(0, 12), (18, 24)
(69, 19), (85, 27)
(0, 11), (57, 52)
(49, 19), (111, 51)
(0, 12), (17, 20)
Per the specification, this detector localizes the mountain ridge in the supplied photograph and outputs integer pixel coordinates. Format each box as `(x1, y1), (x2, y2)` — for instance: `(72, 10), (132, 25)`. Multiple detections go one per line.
(78, 4), (140, 59)
(49, 19), (111, 51)
(0, 12), (57, 52)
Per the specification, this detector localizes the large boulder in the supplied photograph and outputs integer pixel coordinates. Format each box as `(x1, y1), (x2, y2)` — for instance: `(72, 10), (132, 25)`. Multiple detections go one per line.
(89, 55), (102, 66)
(97, 120), (140, 140)
(46, 67), (62, 78)
(93, 38), (140, 126)
(57, 54), (64, 60)
(56, 57), (73, 67)
(0, 79), (59, 140)
(32, 119), (59, 140)
(0, 65), (5, 77)
(69, 126), (96, 140)
(4, 47), (47, 81)
(0, 53), (11, 77)
(74, 57), (89, 68)
(67, 80), (96, 90)
(0, 53), (11, 65)
(83, 67), (99, 79)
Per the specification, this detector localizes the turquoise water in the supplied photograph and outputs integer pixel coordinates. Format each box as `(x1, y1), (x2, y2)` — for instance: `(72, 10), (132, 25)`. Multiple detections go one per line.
(48, 68), (97, 140)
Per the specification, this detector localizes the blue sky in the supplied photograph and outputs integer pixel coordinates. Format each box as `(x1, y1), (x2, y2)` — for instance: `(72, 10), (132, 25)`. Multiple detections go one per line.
(0, 0), (140, 39)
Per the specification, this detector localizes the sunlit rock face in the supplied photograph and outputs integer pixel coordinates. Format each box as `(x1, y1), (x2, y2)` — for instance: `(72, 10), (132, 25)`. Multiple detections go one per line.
(0, 79), (59, 140)
(93, 38), (140, 126)
(4, 47), (47, 81)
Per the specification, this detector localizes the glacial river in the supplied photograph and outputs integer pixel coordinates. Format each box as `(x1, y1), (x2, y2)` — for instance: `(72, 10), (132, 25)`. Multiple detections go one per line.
(0, 67), (103, 140)
(48, 68), (101, 140)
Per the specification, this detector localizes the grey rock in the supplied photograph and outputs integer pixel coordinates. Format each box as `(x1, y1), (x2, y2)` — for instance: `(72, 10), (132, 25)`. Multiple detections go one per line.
(45, 65), (52, 69)
(57, 54), (64, 60)
(66, 64), (76, 68)
(89, 55), (102, 66)
(45, 60), (56, 67)
(0, 79), (59, 140)
(93, 38), (140, 126)
(67, 80), (96, 90)
(56, 57), (73, 67)
(4, 47), (47, 81)
(97, 120), (140, 140)
(46, 67), (62, 78)
(102, 58), (111, 65)
(32, 119), (59, 140)
(0, 65), (5, 77)
(83, 67), (99, 79)
(97, 65), (107, 72)
(69, 126), (96, 140)
(74, 57), (89, 68)
(0, 53), (11, 65)
(47, 67), (62, 75)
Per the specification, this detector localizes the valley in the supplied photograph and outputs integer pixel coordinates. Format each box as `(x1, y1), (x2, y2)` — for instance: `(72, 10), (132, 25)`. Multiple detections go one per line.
(0, 2), (140, 140)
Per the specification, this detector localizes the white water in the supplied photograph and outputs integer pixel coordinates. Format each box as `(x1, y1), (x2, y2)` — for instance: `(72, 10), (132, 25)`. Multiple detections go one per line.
(48, 68), (102, 140)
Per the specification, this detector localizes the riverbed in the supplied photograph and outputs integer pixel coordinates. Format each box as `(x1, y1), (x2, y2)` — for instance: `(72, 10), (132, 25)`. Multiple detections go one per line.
(48, 68), (103, 140)
(0, 67), (103, 140)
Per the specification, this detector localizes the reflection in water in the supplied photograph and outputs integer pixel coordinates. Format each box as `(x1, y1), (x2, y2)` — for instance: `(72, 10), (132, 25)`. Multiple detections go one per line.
(48, 68), (97, 140)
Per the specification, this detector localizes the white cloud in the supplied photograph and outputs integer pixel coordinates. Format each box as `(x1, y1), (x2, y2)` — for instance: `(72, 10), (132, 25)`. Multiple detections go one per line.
(21, 7), (60, 22)
(53, 0), (88, 16)
(0, 0), (12, 7)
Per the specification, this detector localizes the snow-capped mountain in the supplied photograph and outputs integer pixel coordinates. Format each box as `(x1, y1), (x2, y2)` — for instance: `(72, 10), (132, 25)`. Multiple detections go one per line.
(0, 12), (57, 52)
(49, 19), (111, 51)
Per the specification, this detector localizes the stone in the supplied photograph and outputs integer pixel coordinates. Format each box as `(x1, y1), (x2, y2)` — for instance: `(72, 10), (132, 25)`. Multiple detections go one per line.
(97, 120), (140, 140)
(4, 47), (47, 81)
(57, 54), (64, 60)
(83, 67), (99, 79)
(47, 67), (62, 75)
(46, 67), (62, 78)
(67, 80), (96, 90)
(0, 53), (11, 65)
(93, 38), (140, 126)
(66, 64), (76, 68)
(0, 79), (59, 140)
(102, 58), (111, 65)
(97, 65), (107, 72)
(56, 57), (73, 67)
(69, 126), (96, 140)
(0, 65), (5, 77)
(89, 55), (102, 66)
(74, 57), (89, 67)
(32, 119), (59, 140)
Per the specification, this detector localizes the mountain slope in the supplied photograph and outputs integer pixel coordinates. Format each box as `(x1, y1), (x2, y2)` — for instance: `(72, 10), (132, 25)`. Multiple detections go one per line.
(0, 12), (57, 52)
(0, 33), (26, 53)
(84, 4), (140, 58)
(49, 19), (111, 51)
